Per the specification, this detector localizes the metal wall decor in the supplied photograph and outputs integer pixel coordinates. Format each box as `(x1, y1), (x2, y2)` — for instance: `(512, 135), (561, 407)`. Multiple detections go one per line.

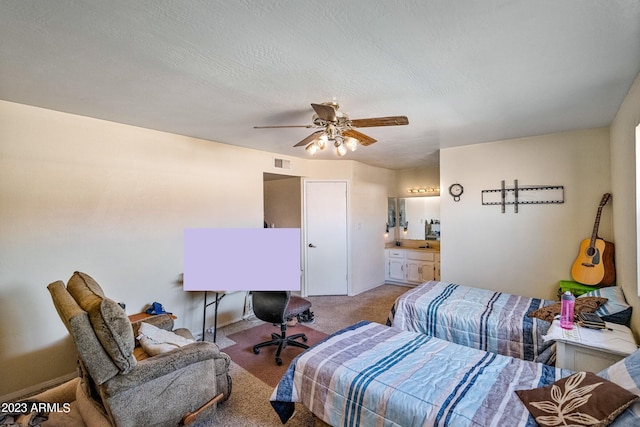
(482, 180), (564, 213)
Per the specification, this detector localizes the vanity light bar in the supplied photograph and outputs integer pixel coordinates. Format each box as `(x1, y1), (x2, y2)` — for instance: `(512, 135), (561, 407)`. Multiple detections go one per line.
(407, 187), (440, 194)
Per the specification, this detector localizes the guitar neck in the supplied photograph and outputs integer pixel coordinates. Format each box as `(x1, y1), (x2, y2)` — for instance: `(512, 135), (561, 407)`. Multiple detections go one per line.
(589, 194), (611, 247)
(589, 207), (603, 246)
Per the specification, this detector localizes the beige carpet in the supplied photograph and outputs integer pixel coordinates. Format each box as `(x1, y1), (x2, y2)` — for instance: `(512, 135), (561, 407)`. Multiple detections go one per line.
(202, 284), (408, 427)
(223, 323), (328, 388)
(30, 284), (408, 427)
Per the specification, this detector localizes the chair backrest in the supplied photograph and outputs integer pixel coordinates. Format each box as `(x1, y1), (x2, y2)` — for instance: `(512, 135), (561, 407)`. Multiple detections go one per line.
(252, 291), (290, 324)
(47, 271), (137, 385)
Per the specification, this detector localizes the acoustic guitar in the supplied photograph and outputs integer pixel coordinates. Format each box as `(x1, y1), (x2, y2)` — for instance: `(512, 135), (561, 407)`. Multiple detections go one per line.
(570, 193), (615, 286)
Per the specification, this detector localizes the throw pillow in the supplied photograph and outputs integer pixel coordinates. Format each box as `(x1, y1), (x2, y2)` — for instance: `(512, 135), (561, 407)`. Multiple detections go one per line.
(516, 371), (638, 427)
(579, 286), (633, 326)
(137, 321), (195, 356)
(596, 348), (640, 425)
(527, 297), (608, 323)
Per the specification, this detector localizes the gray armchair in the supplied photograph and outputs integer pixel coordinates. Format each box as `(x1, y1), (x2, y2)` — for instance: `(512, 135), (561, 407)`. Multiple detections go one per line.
(47, 271), (231, 427)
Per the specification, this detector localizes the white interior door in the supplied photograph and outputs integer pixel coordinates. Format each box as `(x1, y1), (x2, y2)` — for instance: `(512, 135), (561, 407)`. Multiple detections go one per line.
(304, 180), (348, 296)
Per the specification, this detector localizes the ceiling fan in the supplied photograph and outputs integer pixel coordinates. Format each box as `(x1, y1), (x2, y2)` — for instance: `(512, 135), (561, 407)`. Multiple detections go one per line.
(254, 102), (409, 157)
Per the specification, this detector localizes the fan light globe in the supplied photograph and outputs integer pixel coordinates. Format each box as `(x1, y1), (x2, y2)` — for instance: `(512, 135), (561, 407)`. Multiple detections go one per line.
(305, 142), (319, 155)
(316, 134), (328, 150)
(336, 143), (348, 157)
(344, 136), (358, 152)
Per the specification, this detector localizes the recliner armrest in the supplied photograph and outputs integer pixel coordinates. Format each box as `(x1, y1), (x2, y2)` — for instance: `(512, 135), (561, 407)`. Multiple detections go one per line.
(102, 341), (223, 395)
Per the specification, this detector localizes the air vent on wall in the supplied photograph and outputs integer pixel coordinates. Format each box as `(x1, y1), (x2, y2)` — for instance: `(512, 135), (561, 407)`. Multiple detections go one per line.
(273, 157), (292, 170)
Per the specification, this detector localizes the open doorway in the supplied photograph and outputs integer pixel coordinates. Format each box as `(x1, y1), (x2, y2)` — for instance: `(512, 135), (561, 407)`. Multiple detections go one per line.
(243, 173), (303, 316)
(263, 173), (302, 228)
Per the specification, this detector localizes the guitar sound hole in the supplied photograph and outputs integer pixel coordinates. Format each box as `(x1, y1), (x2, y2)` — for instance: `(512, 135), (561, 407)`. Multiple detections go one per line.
(586, 247), (596, 257)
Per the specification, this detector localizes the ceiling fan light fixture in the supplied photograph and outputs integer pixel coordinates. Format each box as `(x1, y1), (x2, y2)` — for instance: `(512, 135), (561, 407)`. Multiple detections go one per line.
(305, 142), (319, 155)
(344, 136), (358, 152)
(256, 101), (408, 159)
(316, 134), (328, 150)
(336, 142), (347, 157)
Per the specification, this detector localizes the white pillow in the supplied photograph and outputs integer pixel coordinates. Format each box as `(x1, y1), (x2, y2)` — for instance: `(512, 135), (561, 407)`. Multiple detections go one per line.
(136, 321), (195, 356)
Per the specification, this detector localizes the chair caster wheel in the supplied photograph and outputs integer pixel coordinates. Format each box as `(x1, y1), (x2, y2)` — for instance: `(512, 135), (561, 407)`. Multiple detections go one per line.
(276, 358), (282, 366)
(253, 348), (260, 354)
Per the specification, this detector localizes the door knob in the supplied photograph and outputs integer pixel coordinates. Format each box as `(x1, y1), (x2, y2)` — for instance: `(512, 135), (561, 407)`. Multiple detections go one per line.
(308, 243), (317, 248)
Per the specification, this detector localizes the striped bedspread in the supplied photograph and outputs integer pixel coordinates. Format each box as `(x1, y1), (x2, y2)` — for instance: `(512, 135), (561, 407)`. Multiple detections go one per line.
(387, 281), (555, 363)
(271, 321), (570, 426)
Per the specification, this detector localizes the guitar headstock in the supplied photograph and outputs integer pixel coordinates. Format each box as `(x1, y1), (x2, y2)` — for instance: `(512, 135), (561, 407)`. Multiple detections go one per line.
(599, 193), (611, 207)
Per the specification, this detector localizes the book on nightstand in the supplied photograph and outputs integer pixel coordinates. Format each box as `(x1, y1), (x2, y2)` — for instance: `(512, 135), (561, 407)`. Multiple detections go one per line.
(577, 312), (606, 329)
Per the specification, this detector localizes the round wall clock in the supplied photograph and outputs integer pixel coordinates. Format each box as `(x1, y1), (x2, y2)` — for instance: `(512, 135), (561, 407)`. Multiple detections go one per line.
(449, 183), (464, 202)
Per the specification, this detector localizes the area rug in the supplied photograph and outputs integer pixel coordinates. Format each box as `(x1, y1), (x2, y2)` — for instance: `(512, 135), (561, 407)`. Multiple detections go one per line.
(223, 323), (328, 388)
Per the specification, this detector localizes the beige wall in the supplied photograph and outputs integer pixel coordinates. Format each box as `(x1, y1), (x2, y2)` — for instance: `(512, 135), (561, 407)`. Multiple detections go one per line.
(394, 165), (440, 197)
(440, 128), (612, 300)
(350, 162), (396, 294)
(0, 100), (395, 397)
(610, 72), (640, 338)
(4, 71), (638, 397)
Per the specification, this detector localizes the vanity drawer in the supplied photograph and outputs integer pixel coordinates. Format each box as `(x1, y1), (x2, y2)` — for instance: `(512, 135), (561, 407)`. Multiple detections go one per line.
(387, 250), (405, 259)
(406, 251), (435, 261)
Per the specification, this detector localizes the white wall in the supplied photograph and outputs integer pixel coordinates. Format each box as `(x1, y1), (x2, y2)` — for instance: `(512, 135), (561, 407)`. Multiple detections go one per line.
(0, 100), (394, 396)
(610, 72), (640, 337)
(440, 128), (612, 300)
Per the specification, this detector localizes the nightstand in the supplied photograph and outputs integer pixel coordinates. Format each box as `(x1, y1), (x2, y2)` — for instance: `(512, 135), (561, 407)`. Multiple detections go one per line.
(546, 320), (637, 372)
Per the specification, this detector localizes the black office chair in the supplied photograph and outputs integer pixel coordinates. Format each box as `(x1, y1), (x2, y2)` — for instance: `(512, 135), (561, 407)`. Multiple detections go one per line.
(251, 291), (312, 365)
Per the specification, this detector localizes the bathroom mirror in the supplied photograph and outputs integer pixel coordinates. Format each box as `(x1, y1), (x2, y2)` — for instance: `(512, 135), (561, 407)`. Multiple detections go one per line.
(398, 196), (440, 240)
(387, 197), (397, 228)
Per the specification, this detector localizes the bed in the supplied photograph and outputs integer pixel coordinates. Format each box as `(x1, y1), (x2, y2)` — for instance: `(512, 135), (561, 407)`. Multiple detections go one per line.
(386, 281), (556, 363)
(271, 321), (640, 426)
(386, 281), (634, 365)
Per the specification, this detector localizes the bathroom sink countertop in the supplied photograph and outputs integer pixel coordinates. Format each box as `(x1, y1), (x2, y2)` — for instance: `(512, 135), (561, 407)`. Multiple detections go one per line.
(385, 244), (440, 252)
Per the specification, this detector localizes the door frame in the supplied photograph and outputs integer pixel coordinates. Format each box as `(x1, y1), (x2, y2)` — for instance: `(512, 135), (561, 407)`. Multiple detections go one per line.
(301, 179), (351, 297)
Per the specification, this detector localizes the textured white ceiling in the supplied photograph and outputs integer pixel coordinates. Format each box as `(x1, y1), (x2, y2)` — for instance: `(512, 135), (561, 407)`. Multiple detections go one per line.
(1, 1), (639, 169)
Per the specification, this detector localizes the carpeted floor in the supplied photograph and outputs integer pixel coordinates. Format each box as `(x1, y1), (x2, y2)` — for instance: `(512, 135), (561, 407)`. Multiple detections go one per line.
(30, 284), (408, 427)
(199, 284), (408, 427)
(223, 323), (328, 388)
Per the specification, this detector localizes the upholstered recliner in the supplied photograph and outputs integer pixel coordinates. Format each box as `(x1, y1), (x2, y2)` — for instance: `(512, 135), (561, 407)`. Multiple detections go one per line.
(47, 271), (231, 427)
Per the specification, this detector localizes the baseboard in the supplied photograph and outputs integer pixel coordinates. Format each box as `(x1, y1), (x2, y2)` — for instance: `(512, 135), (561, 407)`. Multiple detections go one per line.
(350, 281), (389, 296)
(195, 315), (246, 341)
(0, 372), (77, 403)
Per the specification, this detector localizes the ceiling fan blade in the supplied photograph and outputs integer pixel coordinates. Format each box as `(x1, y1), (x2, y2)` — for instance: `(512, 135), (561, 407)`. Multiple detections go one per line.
(342, 129), (377, 146)
(293, 130), (324, 147)
(311, 103), (337, 122)
(349, 116), (409, 128)
(254, 125), (314, 128)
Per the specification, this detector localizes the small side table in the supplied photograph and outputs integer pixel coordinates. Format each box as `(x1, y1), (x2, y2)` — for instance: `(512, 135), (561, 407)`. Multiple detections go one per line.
(547, 320), (637, 372)
(128, 312), (177, 323)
